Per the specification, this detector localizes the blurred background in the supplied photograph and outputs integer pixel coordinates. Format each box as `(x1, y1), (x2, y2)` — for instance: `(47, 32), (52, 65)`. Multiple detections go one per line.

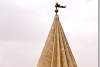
(0, 0), (98, 67)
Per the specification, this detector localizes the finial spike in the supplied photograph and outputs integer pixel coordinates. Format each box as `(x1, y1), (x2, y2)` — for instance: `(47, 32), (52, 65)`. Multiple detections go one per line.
(55, 2), (66, 15)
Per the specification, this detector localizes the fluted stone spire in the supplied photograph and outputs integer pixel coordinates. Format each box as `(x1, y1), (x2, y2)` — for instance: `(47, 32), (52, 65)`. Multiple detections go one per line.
(37, 15), (77, 67)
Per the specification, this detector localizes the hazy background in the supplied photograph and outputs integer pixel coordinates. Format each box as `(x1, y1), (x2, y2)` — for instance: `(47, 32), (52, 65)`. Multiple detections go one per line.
(0, 0), (98, 67)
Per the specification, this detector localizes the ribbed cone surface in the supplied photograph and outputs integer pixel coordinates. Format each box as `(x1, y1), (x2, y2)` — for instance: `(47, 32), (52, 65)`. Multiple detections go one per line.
(37, 15), (77, 67)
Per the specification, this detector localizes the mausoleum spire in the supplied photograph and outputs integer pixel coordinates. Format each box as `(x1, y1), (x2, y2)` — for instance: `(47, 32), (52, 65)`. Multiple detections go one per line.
(37, 3), (77, 67)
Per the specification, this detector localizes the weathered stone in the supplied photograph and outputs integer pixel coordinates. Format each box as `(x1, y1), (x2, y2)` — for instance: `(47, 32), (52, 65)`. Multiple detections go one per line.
(37, 15), (77, 67)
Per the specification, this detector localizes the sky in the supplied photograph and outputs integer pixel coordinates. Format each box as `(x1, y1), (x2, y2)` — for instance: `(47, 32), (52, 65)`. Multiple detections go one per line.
(0, 0), (98, 67)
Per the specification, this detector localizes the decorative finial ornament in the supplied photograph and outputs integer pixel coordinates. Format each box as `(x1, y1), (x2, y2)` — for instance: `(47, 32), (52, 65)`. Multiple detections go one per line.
(55, 2), (66, 15)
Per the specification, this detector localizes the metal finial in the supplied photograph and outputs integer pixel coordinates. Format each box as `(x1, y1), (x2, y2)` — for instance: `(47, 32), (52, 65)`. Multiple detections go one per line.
(55, 2), (66, 15)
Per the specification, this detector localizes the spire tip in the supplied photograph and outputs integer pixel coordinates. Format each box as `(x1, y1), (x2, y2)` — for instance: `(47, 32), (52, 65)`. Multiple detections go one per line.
(54, 2), (66, 15)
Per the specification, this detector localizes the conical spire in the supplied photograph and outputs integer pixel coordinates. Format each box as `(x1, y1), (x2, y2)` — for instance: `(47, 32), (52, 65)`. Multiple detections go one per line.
(37, 15), (77, 67)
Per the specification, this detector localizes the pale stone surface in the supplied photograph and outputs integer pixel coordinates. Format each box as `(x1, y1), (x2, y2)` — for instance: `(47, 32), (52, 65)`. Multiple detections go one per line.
(37, 15), (77, 67)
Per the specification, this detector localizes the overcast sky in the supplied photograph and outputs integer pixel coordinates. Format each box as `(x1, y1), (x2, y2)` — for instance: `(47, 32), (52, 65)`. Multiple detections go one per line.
(0, 0), (98, 67)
